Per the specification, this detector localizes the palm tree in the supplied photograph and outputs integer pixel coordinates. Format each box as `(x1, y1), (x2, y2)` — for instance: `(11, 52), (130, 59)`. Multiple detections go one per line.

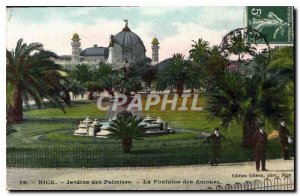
(226, 34), (256, 62)
(128, 60), (157, 90)
(6, 38), (67, 123)
(62, 75), (85, 100)
(85, 81), (103, 100)
(268, 46), (294, 82)
(189, 38), (210, 66)
(206, 63), (291, 147)
(198, 46), (228, 90)
(156, 53), (198, 95)
(189, 40), (227, 90)
(206, 46), (228, 77)
(71, 63), (94, 84)
(141, 66), (157, 90)
(108, 114), (146, 153)
(96, 63), (120, 96)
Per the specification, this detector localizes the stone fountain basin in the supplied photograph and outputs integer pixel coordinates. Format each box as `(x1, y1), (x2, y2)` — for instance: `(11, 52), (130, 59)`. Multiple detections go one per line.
(74, 117), (174, 138)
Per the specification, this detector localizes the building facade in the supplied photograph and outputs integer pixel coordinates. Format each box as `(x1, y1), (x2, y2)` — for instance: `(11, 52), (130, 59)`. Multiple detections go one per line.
(58, 20), (159, 69)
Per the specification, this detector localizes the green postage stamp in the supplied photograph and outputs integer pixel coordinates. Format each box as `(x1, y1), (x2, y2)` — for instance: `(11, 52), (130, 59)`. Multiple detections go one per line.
(6, 6), (295, 191)
(246, 6), (294, 44)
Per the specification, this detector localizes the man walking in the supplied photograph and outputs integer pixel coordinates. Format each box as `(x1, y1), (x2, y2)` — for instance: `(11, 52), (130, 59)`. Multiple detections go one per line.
(278, 121), (293, 160)
(207, 128), (221, 166)
(253, 122), (268, 172)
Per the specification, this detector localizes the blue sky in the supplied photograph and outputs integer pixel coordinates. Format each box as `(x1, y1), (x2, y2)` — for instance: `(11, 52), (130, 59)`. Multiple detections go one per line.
(7, 7), (244, 60)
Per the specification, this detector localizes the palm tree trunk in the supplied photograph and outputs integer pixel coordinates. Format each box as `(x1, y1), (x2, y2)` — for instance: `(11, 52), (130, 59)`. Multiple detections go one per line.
(241, 118), (257, 148)
(64, 91), (71, 104)
(7, 88), (23, 123)
(122, 137), (132, 153)
(176, 80), (184, 95)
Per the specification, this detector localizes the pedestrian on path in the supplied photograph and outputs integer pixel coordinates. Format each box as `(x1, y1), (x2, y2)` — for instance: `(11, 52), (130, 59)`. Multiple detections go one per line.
(277, 121), (293, 160)
(207, 128), (222, 166)
(253, 122), (268, 172)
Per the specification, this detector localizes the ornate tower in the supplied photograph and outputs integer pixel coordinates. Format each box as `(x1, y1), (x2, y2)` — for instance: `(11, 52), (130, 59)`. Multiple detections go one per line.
(151, 36), (159, 65)
(71, 33), (81, 63)
(107, 35), (115, 65)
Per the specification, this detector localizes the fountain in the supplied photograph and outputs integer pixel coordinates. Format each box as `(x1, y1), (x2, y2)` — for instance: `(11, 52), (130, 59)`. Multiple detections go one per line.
(74, 117), (101, 136)
(140, 115), (173, 135)
(74, 63), (174, 138)
(74, 115), (174, 138)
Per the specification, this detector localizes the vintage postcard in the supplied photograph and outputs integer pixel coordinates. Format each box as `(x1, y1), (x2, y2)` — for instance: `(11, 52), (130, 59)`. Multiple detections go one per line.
(6, 6), (295, 190)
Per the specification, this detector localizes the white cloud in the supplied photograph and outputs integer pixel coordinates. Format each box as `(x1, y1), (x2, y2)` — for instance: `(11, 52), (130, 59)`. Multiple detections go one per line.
(6, 15), (228, 61)
(197, 7), (243, 29)
(7, 18), (124, 55)
(157, 22), (227, 60)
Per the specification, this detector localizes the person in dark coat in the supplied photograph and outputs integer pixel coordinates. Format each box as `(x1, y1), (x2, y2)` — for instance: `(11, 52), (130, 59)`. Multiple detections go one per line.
(207, 128), (222, 166)
(253, 122), (268, 172)
(278, 121), (293, 160)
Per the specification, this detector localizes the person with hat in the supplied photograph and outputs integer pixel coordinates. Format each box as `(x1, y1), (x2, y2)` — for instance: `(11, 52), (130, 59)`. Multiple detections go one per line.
(277, 121), (293, 160)
(207, 128), (222, 166)
(253, 121), (268, 172)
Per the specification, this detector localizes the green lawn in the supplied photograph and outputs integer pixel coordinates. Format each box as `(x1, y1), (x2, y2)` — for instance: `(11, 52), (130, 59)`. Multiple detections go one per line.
(7, 96), (294, 168)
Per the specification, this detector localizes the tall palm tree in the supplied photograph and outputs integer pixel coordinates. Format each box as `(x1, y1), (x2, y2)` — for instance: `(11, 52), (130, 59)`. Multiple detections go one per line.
(71, 63), (94, 84)
(62, 75), (85, 100)
(96, 63), (120, 96)
(226, 34), (256, 62)
(128, 60), (157, 90)
(108, 114), (146, 153)
(71, 63), (116, 100)
(85, 81), (103, 100)
(206, 64), (291, 147)
(189, 38), (210, 66)
(206, 46), (228, 77)
(156, 53), (198, 95)
(189, 39), (226, 90)
(6, 38), (67, 123)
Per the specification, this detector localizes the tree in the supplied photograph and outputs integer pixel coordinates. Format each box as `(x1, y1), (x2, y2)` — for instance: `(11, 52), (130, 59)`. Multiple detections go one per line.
(85, 81), (103, 100)
(226, 33), (256, 62)
(189, 38), (210, 67)
(189, 40), (228, 90)
(71, 64), (94, 84)
(205, 46), (228, 77)
(200, 46), (228, 90)
(6, 38), (67, 123)
(268, 46), (295, 116)
(108, 114), (146, 153)
(95, 63), (120, 96)
(128, 60), (157, 90)
(268, 46), (294, 82)
(206, 62), (291, 147)
(156, 53), (199, 95)
(61, 75), (85, 100)
(71, 63), (118, 100)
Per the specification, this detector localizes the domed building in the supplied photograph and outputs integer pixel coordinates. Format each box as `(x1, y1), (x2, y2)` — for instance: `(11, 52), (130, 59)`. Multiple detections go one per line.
(58, 20), (159, 69)
(107, 20), (147, 67)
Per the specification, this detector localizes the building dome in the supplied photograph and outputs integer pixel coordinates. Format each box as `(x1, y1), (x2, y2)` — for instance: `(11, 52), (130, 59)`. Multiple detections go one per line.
(111, 20), (147, 64)
(114, 30), (146, 51)
(72, 33), (80, 41)
(151, 37), (159, 45)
